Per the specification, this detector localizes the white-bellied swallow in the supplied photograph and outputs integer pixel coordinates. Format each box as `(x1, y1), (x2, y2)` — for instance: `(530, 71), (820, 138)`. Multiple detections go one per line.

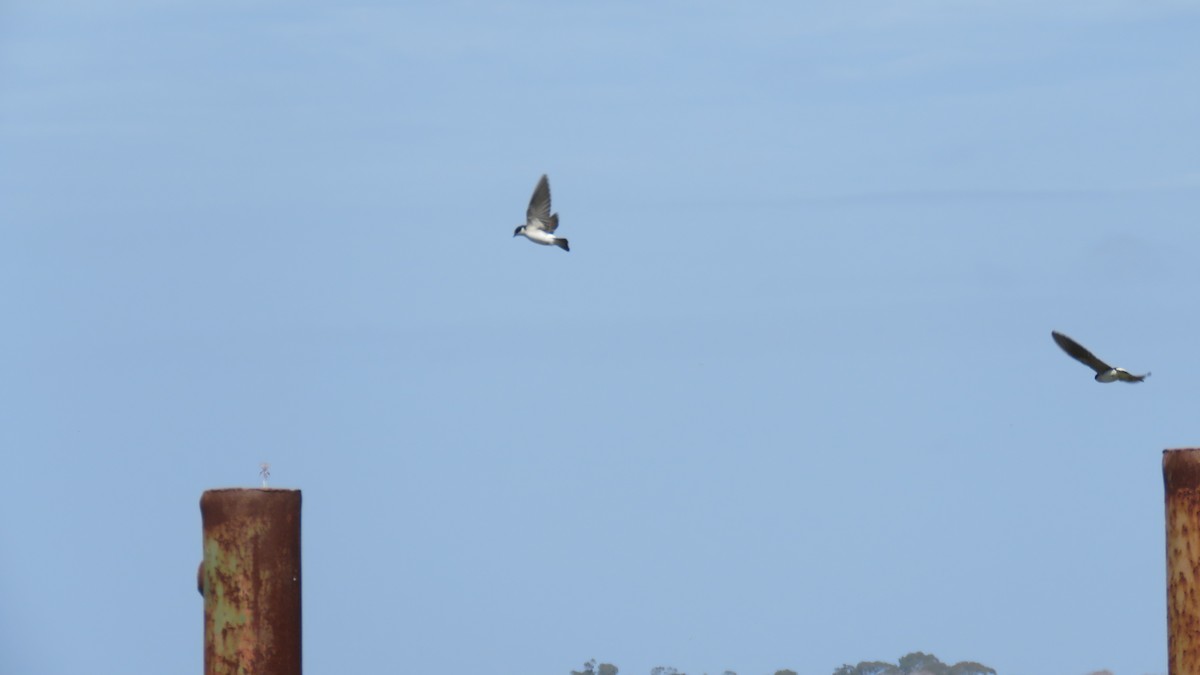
(513, 174), (568, 252)
(1052, 331), (1149, 383)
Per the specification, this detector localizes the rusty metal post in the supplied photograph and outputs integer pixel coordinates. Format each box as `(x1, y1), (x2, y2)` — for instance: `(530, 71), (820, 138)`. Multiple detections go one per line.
(199, 488), (302, 675)
(1164, 449), (1200, 674)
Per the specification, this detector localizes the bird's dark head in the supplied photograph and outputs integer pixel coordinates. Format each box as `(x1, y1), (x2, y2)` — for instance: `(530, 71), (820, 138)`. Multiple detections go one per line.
(513, 225), (524, 237)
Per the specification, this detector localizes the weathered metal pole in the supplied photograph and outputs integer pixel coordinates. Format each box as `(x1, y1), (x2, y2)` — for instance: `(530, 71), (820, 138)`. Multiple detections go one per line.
(1164, 449), (1200, 674)
(199, 488), (302, 675)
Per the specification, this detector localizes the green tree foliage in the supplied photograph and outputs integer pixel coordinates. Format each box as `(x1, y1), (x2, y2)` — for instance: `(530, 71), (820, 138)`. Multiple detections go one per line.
(571, 659), (596, 675)
(773, 670), (797, 675)
(832, 661), (902, 675)
(831, 653), (994, 675)
(570, 659), (618, 675)
(946, 662), (996, 675)
(898, 651), (948, 674)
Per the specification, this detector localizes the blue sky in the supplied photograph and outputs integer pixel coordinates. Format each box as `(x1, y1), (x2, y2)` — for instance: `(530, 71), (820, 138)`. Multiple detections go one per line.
(2, 2), (1198, 674)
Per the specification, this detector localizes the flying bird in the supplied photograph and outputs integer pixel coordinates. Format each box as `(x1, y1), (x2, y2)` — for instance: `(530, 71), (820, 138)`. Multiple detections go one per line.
(1051, 331), (1149, 383)
(513, 174), (568, 252)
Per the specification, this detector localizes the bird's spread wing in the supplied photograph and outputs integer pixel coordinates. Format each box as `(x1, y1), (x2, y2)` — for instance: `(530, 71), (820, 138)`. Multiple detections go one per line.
(1052, 331), (1112, 374)
(525, 175), (556, 232)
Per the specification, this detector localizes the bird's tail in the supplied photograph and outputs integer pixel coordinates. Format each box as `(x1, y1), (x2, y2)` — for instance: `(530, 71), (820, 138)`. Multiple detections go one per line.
(554, 238), (569, 252)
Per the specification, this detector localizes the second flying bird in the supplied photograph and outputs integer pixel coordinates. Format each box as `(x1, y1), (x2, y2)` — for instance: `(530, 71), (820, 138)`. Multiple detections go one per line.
(513, 174), (569, 252)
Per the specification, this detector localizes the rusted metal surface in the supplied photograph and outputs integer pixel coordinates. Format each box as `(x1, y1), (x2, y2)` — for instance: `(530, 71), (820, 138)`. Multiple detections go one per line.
(200, 488), (302, 675)
(1164, 449), (1200, 675)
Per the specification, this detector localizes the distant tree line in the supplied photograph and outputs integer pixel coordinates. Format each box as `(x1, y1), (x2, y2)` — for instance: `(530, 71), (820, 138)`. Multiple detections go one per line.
(830, 651), (995, 675)
(570, 651), (996, 675)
